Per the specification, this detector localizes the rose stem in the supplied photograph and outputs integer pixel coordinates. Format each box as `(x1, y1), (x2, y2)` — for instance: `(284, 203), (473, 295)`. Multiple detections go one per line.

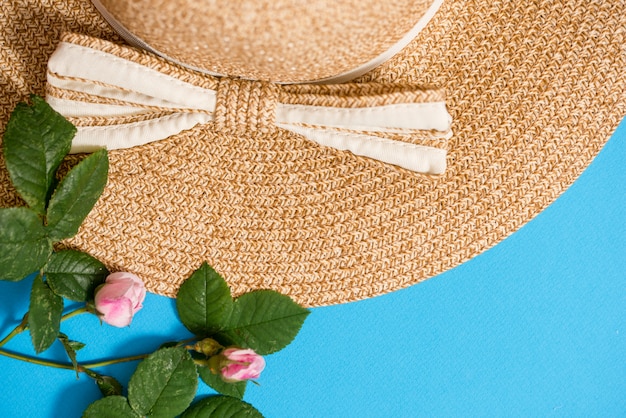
(0, 306), (89, 348)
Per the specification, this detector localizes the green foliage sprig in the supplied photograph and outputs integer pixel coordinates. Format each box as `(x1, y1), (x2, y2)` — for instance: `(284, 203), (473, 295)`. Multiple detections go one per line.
(1, 95), (109, 353)
(83, 264), (309, 417)
(0, 96), (309, 417)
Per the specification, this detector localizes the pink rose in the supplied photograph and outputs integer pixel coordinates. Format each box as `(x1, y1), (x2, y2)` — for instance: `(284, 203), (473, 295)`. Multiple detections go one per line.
(94, 272), (146, 327)
(217, 348), (265, 383)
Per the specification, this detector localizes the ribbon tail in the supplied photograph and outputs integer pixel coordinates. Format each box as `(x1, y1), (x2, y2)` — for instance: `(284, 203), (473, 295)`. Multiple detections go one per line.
(66, 112), (214, 153)
(275, 98), (452, 174)
(279, 123), (449, 174)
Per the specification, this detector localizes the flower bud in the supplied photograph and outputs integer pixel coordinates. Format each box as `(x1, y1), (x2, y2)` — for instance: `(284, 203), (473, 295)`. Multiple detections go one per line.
(191, 338), (223, 357)
(94, 272), (146, 327)
(210, 347), (265, 383)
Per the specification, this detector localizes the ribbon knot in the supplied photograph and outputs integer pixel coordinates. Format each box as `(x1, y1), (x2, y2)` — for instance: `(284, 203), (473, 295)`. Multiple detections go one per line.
(214, 78), (278, 135)
(45, 33), (452, 174)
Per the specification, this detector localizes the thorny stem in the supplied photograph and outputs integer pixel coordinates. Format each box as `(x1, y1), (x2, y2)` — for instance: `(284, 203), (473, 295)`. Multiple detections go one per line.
(0, 347), (150, 373)
(0, 305), (150, 374)
(0, 348), (76, 371)
(81, 354), (149, 369)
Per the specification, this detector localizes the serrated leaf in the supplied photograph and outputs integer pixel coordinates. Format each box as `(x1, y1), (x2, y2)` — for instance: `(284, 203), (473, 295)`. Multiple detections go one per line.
(198, 365), (247, 399)
(127, 347), (198, 418)
(82, 396), (139, 418)
(46, 249), (109, 301)
(3, 95), (76, 214)
(176, 263), (234, 335)
(0, 208), (52, 281)
(181, 396), (264, 418)
(46, 148), (108, 241)
(29, 275), (63, 353)
(59, 333), (83, 376)
(216, 290), (309, 355)
(96, 375), (124, 398)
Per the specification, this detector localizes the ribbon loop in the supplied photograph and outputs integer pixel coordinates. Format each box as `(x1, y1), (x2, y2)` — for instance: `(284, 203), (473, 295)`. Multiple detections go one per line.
(46, 33), (452, 174)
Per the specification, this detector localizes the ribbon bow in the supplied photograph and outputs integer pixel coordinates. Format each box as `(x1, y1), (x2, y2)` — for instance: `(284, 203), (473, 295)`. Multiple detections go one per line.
(46, 33), (452, 174)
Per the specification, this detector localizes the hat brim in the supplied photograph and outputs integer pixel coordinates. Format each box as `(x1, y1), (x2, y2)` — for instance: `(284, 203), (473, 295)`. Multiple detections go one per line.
(1, 0), (625, 307)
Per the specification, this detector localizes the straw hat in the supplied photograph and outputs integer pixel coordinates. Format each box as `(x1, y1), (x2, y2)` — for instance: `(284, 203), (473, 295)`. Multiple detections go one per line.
(1, 1), (624, 307)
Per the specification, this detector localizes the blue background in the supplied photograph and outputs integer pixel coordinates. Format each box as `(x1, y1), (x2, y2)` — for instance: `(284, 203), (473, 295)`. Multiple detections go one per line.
(1, 119), (624, 417)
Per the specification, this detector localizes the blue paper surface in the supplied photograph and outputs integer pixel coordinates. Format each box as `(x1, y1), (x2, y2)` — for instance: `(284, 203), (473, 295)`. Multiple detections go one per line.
(1, 119), (624, 417)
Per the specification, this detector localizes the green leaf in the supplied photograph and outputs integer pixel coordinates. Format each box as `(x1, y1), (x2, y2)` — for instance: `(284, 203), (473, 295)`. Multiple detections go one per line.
(29, 274), (63, 353)
(58, 333), (84, 376)
(216, 290), (309, 355)
(46, 249), (109, 301)
(82, 396), (139, 418)
(0, 207), (52, 281)
(46, 148), (108, 241)
(3, 95), (76, 214)
(176, 263), (234, 335)
(127, 347), (198, 418)
(181, 396), (264, 418)
(96, 375), (124, 398)
(198, 365), (247, 399)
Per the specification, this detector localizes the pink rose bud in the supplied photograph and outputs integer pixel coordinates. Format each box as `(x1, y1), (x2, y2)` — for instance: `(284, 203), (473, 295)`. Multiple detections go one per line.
(212, 348), (265, 383)
(94, 272), (146, 327)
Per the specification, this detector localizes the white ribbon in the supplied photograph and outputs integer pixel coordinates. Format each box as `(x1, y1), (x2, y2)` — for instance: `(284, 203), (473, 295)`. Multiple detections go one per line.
(46, 40), (452, 174)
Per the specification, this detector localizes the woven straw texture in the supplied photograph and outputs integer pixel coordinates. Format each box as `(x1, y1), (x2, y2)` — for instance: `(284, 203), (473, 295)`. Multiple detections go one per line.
(1, 1), (625, 307)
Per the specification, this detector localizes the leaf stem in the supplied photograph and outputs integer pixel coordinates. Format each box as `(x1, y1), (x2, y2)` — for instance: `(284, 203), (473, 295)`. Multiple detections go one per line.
(0, 347), (149, 372)
(61, 306), (89, 321)
(0, 313), (28, 348)
(81, 353), (149, 369)
(0, 347), (75, 371)
(176, 336), (198, 347)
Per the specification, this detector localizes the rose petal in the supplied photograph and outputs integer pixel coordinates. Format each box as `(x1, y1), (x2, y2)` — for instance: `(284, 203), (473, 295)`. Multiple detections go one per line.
(220, 348), (266, 381)
(97, 296), (134, 327)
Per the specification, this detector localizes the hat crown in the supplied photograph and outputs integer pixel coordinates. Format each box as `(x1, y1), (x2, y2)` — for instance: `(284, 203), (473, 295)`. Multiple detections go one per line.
(92, 0), (440, 83)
